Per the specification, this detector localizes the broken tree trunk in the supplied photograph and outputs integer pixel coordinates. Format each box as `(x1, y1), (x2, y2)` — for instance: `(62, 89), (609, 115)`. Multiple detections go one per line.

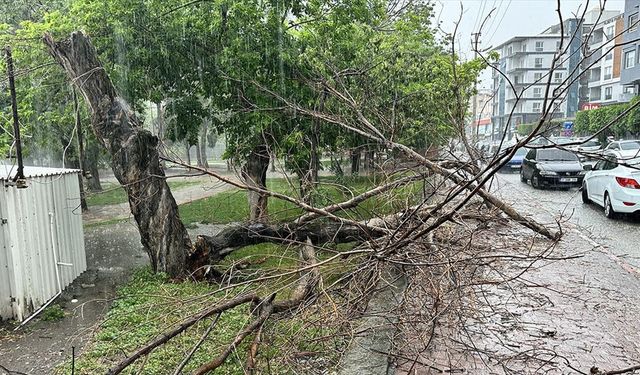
(242, 143), (270, 222)
(44, 31), (192, 277)
(191, 221), (377, 272)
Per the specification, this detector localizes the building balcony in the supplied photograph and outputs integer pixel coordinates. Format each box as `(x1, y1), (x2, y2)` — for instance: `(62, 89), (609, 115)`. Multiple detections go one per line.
(506, 66), (567, 74)
(619, 92), (635, 102)
(513, 81), (552, 87)
(505, 96), (546, 102)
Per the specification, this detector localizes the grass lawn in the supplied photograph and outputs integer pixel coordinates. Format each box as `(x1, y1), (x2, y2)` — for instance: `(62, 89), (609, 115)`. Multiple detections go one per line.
(85, 180), (200, 207)
(179, 175), (422, 225)
(56, 257), (348, 374)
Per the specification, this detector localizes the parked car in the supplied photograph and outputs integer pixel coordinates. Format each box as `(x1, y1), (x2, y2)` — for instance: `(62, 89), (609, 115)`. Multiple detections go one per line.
(550, 136), (575, 146)
(582, 153), (640, 218)
(501, 147), (528, 171)
(575, 138), (602, 162)
(520, 148), (585, 189)
(603, 140), (640, 157)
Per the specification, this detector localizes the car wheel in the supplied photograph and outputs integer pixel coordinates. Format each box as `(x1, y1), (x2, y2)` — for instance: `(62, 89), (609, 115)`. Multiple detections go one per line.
(520, 169), (527, 183)
(531, 174), (542, 189)
(604, 193), (617, 219)
(581, 184), (591, 204)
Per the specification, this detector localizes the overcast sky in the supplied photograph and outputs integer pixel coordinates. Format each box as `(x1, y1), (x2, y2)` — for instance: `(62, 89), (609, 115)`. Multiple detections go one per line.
(432, 0), (626, 88)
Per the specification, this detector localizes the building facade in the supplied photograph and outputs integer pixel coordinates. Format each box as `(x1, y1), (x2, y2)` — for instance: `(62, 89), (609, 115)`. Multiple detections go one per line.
(469, 88), (494, 138)
(491, 9), (620, 140)
(620, 0), (640, 98)
(584, 14), (625, 105)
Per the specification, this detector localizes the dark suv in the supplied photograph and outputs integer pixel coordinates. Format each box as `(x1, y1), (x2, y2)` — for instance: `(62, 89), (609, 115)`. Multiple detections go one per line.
(520, 148), (585, 189)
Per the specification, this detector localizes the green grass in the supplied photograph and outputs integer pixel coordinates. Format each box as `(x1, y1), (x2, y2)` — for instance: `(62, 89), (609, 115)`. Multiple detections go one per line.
(56, 268), (250, 374)
(179, 175), (422, 225)
(56, 266), (344, 374)
(86, 180), (200, 207)
(40, 304), (65, 321)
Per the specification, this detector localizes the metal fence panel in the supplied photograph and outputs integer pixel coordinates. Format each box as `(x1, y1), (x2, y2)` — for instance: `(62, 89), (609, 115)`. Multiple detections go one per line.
(0, 169), (86, 321)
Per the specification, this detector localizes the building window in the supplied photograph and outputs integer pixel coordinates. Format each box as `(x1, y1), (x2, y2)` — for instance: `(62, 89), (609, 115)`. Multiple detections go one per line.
(514, 75), (519, 84)
(625, 50), (636, 68)
(535, 41), (544, 51)
(604, 86), (613, 100)
(535, 58), (543, 68)
(534, 72), (543, 81)
(604, 66), (612, 79)
(508, 46), (513, 55)
(554, 72), (563, 83)
(532, 102), (541, 113)
(533, 88), (542, 98)
(606, 25), (615, 39)
(624, 86), (636, 94)
(629, 13), (639, 33)
(521, 44), (527, 52)
(605, 52), (613, 61)
(556, 41), (561, 51)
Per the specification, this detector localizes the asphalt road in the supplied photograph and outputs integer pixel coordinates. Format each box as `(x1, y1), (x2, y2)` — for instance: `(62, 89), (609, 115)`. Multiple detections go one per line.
(492, 171), (640, 270)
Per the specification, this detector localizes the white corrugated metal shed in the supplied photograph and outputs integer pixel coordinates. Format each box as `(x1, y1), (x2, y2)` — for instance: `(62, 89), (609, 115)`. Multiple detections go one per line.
(0, 164), (86, 321)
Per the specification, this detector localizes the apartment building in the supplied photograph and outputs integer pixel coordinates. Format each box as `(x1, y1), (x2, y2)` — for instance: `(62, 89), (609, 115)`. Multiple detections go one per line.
(620, 0), (640, 98)
(584, 14), (625, 105)
(469, 88), (494, 138)
(491, 9), (619, 140)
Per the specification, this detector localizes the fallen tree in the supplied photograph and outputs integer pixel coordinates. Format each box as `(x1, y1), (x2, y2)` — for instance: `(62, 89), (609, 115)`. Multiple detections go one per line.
(42, 30), (566, 375)
(44, 32), (192, 278)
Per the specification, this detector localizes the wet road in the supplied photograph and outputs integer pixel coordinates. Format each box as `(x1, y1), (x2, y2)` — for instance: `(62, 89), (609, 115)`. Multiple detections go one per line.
(491, 171), (640, 270)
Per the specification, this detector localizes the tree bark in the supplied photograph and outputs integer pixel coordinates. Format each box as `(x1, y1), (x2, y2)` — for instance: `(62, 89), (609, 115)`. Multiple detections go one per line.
(199, 119), (210, 169)
(185, 141), (192, 166)
(191, 222), (377, 270)
(242, 143), (270, 222)
(155, 101), (167, 169)
(44, 32), (192, 277)
(195, 139), (203, 167)
(85, 141), (102, 191)
(350, 148), (360, 175)
(364, 147), (374, 172)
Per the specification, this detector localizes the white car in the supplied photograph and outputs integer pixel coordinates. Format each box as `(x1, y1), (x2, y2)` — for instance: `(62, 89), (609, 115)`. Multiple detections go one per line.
(603, 139), (640, 156)
(582, 152), (640, 218)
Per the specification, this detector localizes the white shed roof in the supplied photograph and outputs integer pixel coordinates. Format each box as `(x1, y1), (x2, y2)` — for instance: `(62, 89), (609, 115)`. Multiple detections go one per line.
(0, 164), (80, 181)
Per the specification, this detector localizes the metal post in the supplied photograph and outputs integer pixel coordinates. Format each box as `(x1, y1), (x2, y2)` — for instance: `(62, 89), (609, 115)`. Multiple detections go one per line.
(471, 32), (481, 141)
(5, 46), (26, 186)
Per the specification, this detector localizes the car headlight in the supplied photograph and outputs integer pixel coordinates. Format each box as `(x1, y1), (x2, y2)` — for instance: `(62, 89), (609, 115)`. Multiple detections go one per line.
(539, 170), (558, 176)
(578, 170), (586, 175)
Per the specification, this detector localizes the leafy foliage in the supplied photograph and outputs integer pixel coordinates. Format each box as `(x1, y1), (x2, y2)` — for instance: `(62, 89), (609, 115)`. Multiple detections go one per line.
(573, 102), (638, 141)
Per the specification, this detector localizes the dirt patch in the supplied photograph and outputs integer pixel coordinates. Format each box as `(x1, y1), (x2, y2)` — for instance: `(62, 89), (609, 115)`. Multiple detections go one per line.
(0, 222), (147, 374)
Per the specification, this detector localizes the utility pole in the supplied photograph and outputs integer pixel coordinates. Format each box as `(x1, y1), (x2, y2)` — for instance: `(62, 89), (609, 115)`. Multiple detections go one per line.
(5, 46), (26, 187)
(471, 32), (481, 142)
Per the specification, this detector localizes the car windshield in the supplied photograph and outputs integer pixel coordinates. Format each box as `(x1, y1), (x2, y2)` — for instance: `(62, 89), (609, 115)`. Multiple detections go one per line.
(538, 149), (578, 161)
(514, 148), (528, 156)
(620, 141), (640, 150)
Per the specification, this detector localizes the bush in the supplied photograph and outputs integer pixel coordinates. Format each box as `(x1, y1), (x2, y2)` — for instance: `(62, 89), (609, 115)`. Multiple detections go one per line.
(574, 100), (639, 139)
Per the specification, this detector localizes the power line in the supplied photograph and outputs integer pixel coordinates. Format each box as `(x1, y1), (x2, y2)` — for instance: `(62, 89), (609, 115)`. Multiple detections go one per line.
(487, 0), (513, 44)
